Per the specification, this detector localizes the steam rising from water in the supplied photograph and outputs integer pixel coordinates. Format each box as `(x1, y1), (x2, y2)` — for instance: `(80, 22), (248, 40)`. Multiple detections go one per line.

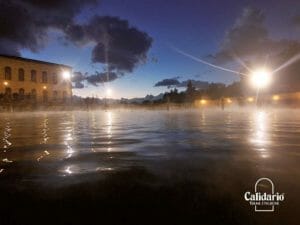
(0, 109), (300, 186)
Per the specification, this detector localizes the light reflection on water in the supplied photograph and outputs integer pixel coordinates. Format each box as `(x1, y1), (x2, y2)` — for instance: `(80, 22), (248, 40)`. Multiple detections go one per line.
(0, 109), (300, 185)
(250, 111), (270, 158)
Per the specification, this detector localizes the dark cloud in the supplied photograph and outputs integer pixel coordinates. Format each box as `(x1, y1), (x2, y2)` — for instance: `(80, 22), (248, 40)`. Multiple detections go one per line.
(0, 1), (153, 85)
(72, 71), (87, 83)
(154, 79), (180, 88)
(0, 0), (97, 55)
(65, 16), (153, 73)
(86, 71), (118, 86)
(293, 15), (300, 26)
(271, 41), (300, 91)
(211, 7), (278, 64)
(154, 78), (210, 90)
(177, 80), (209, 89)
(0, 39), (21, 56)
(74, 82), (85, 89)
(72, 71), (119, 88)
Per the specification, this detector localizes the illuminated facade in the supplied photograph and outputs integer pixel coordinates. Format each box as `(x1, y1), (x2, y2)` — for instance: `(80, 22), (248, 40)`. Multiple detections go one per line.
(0, 55), (72, 103)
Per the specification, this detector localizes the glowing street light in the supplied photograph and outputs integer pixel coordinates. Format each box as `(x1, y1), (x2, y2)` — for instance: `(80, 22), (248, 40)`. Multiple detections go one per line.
(250, 68), (271, 89)
(3, 81), (8, 86)
(247, 97), (254, 102)
(43, 86), (47, 90)
(200, 99), (207, 105)
(106, 88), (112, 97)
(63, 70), (71, 80)
(272, 95), (280, 101)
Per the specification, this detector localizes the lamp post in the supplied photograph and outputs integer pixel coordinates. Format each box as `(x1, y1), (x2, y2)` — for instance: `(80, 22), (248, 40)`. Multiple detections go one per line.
(63, 71), (71, 80)
(250, 68), (272, 106)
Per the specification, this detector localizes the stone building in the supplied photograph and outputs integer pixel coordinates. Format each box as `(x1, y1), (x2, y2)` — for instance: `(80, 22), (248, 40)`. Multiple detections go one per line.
(0, 55), (72, 104)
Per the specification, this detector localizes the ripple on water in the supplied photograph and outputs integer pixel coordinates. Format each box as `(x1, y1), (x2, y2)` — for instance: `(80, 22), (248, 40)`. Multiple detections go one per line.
(0, 110), (299, 186)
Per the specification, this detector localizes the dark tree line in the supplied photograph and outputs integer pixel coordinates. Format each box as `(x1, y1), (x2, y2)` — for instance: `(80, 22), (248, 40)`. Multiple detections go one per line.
(161, 80), (244, 104)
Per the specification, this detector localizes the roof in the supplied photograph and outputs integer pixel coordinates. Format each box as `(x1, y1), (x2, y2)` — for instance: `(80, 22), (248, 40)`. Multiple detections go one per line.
(0, 54), (72, 69)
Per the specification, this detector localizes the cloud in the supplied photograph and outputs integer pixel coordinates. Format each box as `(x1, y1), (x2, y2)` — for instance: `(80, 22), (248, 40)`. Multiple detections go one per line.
(0, 38), (21, 56)
(0, 1), (153, 85)
(154, 78), (210, 89)
(74, 82), (85, 89)
(65, 16), (153, 73)
(208, 6), (300, 92)
(154, 79), (180, 88)
(293, 15), (300, 26)
(72, 71), (119, 88)
(86, 71), (119, 86)
(271, 41), (300, 91)
(210, 6), (300, 89)
(0, 0), (97, 55)
(72, 71), (87, 83)
(211, 7), (276, 64)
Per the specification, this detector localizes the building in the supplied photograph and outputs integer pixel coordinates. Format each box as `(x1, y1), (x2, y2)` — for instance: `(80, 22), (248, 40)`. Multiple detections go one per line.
(0, 55), (72, 104)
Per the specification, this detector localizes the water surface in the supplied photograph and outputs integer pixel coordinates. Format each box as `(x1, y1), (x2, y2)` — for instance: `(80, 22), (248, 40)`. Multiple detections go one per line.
(0, 109), (299, 224)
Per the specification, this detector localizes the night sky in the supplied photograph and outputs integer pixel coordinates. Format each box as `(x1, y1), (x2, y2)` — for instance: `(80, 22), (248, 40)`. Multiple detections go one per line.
(1, 0), (300, 98)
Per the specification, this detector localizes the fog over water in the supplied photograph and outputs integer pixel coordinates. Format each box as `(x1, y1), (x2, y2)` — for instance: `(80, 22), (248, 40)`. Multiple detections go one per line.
(0, 109), (299, 224)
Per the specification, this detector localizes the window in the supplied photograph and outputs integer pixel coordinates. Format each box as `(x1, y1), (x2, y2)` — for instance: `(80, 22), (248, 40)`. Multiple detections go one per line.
(18, 68), (25, 81)
(53, 91), (58, 101)
(31, 70), (37, 82)
(42, 71), (48, 83)
(4, 67), (11, 80)
(53, 73), (58, 84)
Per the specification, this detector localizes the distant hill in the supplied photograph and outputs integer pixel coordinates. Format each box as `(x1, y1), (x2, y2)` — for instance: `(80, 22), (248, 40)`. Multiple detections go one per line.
(73, 93), (165, 104)
(122, 93), (164, 104)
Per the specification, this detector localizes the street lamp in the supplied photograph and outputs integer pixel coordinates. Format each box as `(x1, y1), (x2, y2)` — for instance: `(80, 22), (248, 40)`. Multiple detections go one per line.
(247, 97), (254, 102)
(250, 68), (271, 89)
(272, 95), (280, 101)
(63, 70), (71, 80)
(200, 99), (207, 105)
(3, 81), (8, 86)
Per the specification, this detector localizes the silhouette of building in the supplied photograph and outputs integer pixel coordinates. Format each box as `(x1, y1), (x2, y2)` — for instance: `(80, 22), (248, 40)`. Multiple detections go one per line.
(0, 55), (72, 103)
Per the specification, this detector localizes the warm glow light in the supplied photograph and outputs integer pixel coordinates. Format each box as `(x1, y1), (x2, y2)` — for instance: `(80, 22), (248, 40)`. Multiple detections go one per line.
(272, 95), (280, 101)
(3, 81), (8, 86)
(200, 99), (207, 105)
(250, 68), (271, 88)
(227, 98), (232, 103)
(247, 97), (254, 102)
(63, 70), (71, 80)
(43, 86), (47, 90)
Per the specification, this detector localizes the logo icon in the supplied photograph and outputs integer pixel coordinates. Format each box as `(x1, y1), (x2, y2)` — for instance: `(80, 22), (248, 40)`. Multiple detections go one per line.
(244, 178), (285, 212)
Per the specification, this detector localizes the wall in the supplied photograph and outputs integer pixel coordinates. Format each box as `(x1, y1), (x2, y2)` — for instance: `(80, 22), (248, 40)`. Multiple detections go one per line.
(0, 56), (72, 103)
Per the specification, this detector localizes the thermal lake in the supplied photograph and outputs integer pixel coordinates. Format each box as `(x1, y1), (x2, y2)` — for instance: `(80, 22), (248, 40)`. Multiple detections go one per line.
(0, 109), (299, 225)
